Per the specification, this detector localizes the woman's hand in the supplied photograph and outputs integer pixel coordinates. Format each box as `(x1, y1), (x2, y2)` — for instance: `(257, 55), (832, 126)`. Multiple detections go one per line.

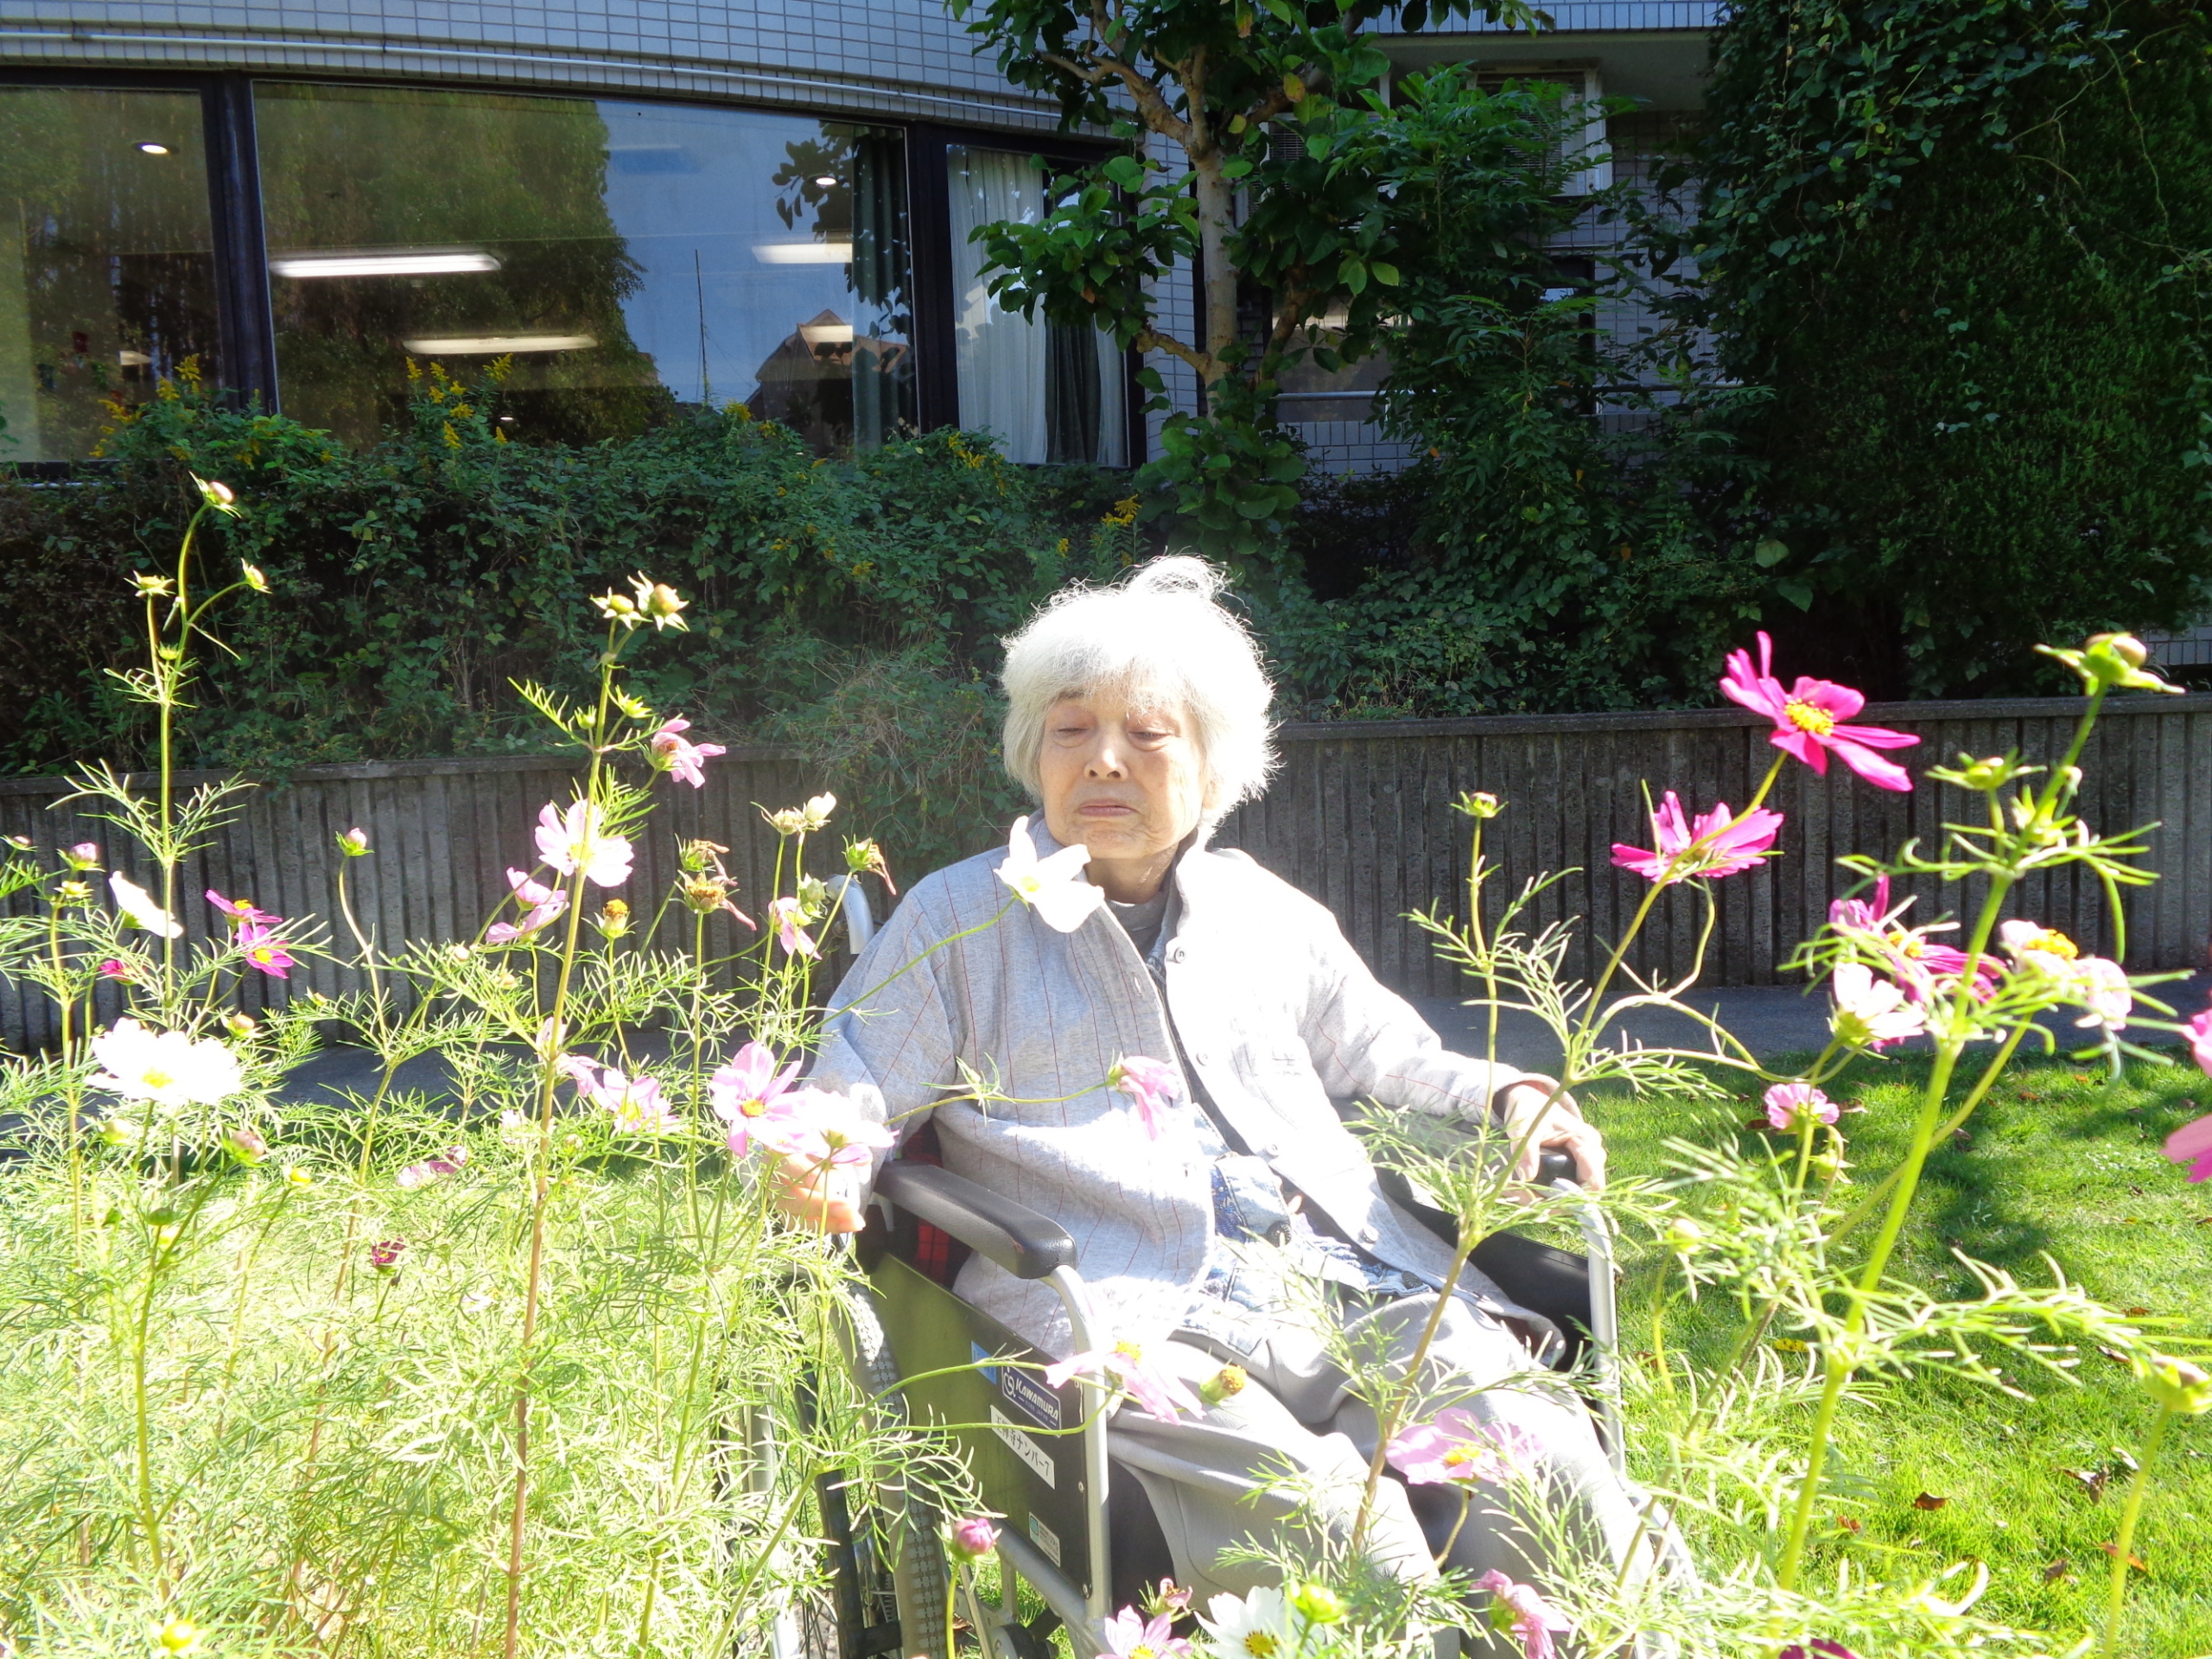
(768, 1150), (867, 1233)
(1492, 1077), (1606, 1190)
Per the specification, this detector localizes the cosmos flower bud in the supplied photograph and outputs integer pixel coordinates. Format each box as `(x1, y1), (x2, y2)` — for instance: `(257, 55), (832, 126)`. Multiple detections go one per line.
(191, 474), (238, 512)
(679, 837), (727, 874)
(336, 826), (370, 856)
(948, 1516), (998, 1560)
(219, 1125), (268, 1165)
(1198, 1364), (1248, 1407)
(225, 1012), (257, 1039)
(1453, 791), (1503, 820)
(1663, 1217), (1707, 1255)
(63, 842), (101, 871)
(151, 1618), (205, 1656)
(240, 561), (270, 594)
(1289, 1583), (1345, 1625)
(2089, 632), (2148, 670)
(2140, 1354), (2212, 1416)
(595, 898), (632, 940)
(132, 571), (175, 598)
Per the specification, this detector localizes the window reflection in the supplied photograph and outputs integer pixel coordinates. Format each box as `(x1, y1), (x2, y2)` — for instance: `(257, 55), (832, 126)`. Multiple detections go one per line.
(947, 145), (1126, 467)
(0, 88), (222, 464)
(254, 85), (912, 450)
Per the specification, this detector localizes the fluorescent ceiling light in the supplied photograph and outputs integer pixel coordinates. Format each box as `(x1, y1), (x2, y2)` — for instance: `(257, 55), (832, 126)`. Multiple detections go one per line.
(812, 174), (838, 188)
(118, 349), (153, 366)
(798, 318), (854, 347)
(752, 241), (853, 265)
(137, 142), (170, 156)
(272, 250), (502, 279)
(402, 334), (596, 355)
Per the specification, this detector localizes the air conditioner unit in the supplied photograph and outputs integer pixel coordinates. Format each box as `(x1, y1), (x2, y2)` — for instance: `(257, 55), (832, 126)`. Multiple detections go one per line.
(1471, 65), (1612, 197)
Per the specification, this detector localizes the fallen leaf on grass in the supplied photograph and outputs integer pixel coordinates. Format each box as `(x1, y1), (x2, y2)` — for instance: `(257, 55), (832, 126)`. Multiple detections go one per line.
(2067, 1468), (2110, 1500)
(2042, 1559), (2073, 1583)
(2125, 1306), (2151, 1319)
(2097, 1345), (2133, 1366)
(2097, 1542), (2148, 1573)
(1950, 1128), (1973, 1147)
(1914, 1492), (1948, 1510)
(1834, 1516), (1862, 1535)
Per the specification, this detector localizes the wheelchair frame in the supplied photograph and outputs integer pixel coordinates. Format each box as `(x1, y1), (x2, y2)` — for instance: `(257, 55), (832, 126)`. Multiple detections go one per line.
(784, 881), (1625, 1659)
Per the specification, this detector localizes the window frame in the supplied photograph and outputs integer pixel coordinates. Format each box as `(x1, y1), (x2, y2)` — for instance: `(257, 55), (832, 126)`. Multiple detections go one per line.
(0, 71), (1142, 467)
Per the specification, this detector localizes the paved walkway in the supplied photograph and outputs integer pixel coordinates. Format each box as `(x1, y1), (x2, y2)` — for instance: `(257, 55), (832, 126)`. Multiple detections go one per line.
(1414, 970), (2211, 1071)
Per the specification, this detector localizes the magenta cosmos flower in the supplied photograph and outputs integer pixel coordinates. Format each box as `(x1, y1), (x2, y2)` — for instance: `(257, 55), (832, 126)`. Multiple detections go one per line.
(949, 1516), (998, 1560)
(709, 1042), (805, 1156)
(1385, 1407), (1535, 1486)
(207, 888), (279, 928)
(237, 919), (297, 979)
(1611, 791), (1784, 885)
(648, 716), (726, 789)
(1720, 633), (1918, 792)
(396, 1145), (469, 1189)
(2182, 1005), (2211, 1077)
(1828, 878), (2001, 1002)
(1109, 1055), (1179, 1139)
(1046, 1338), (1204, 1422)
(2165, 1114), (2212, 1184)
(1474, 1572), (1569, 1659)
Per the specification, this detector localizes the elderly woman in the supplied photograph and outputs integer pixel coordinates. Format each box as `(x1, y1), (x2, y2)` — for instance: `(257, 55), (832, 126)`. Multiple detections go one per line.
(789, 558), (1645, 1631)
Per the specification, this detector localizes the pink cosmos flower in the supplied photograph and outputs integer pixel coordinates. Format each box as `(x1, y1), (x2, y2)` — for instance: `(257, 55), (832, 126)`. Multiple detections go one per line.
(206, 889), (279, 929)
(768, 896), (818, 959)
(2164, 1115), (2212, 1183)
(1046, 1339), (1204, 1423)
(369, 1237), (406, 1274)
(396, 1146), (469, 1189)
(99, 957), (134, 982)
(1611, 792), (1784, 885)
(487, 868), (569, 945)
(648, 716), (726, 788)
(1764, 1083), (1839, 1132)
(237, 919), (296, 980)
(1998, 922), (2130, 1032)
(1720, 632), (1918, 792)
(769, 1090), (893, 1169)
(1385, 1407), (1536, 1486)
(709, 1042), (805, 1156)
(534, 800), (633, 888)
(1096, 1605), (1192, 1659)
(1109, 1056), (1179, 1140)
(1474, 1571), (1569, 1659)
(1828, 962), (1925, 1050)
(2189, 1007), (2212, 1077)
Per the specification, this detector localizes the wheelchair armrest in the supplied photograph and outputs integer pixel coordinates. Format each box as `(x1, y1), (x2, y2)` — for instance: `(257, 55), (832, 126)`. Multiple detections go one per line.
(874, 1161), (1077, 1281)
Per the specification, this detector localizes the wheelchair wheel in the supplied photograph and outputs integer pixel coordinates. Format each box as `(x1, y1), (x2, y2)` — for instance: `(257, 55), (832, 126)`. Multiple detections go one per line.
(796, 1285), (951, 1659)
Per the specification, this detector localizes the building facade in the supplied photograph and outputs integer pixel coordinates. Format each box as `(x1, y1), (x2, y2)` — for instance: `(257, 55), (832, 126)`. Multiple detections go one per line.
(0, 0), (1716, 471)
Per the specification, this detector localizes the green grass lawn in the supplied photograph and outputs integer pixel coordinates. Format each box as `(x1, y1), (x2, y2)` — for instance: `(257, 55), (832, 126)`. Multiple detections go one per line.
(1599, 1051), (2212, 1655)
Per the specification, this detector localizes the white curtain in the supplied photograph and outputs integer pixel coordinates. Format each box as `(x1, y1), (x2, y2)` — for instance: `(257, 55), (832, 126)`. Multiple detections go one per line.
(948, 146), (1049, 463)
(947, 145), (1124, 467)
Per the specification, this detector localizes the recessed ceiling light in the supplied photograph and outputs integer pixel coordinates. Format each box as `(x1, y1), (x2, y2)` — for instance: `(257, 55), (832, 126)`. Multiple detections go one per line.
(401, 333), (596, 355)
(752, 241), (853, 265)
(798, 315), (854, 347)
(271, 250), (501, 278)
(813, 174), (838, 188)
(137, 142), (170, 156)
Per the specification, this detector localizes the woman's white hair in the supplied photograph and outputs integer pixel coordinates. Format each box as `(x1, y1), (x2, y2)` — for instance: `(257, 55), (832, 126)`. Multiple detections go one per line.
(1001, 556), (1276, 816)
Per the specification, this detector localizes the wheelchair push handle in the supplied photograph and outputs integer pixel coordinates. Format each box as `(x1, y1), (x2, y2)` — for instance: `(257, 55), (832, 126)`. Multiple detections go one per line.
(1534, 1148), (1579, 1187)
(874, 1161), (1077, 1281)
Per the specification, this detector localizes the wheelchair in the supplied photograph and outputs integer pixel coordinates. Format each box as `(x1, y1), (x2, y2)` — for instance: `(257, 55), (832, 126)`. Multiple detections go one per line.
(782, 882), (1626, 1659)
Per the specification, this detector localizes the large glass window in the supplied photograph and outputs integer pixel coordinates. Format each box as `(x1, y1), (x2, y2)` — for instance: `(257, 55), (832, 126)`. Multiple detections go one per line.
(947, 145), (1126, 467)
(254, 84), (912, 450)
(0, 87), (223, 463)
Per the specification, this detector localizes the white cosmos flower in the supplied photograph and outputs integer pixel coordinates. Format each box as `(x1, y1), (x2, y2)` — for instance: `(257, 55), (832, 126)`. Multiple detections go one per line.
(995, 817), (1104, 934)
(1202, 1586), (1300, 1659)
(1829, 961), (1925, 1051)
(533, 799), (633, 888)
(90, 1018), (244, 1109)
(109, 872), (183, 938)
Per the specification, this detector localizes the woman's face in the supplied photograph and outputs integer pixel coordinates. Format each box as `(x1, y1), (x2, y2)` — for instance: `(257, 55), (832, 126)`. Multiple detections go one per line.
(1037, 690), (1207, 876)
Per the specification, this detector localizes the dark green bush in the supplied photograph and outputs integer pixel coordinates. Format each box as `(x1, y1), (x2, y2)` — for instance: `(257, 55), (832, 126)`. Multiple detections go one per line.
(1677, 0), (2212, 696)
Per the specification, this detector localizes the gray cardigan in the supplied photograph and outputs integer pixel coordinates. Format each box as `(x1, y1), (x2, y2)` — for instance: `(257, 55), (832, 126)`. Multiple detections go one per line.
(810, 818), (1544, 1358)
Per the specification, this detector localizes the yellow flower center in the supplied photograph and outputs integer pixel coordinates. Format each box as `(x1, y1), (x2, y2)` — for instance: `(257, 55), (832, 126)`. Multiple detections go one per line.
(2028, 928), (2079, 959)
(1887, 930), (1925, 958)
(1114, 1340), (1145, 1363)
(251, 946), (275, 963)
(1783, 699), (1835, 737)
(1443, 1445), (1478, 1467)
(1131, 1648), (1158, 1659)
(1243, 1636), (1280, 1657)
(740, 1097), (767, 1118)
(143, 1068), (173, 1089)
